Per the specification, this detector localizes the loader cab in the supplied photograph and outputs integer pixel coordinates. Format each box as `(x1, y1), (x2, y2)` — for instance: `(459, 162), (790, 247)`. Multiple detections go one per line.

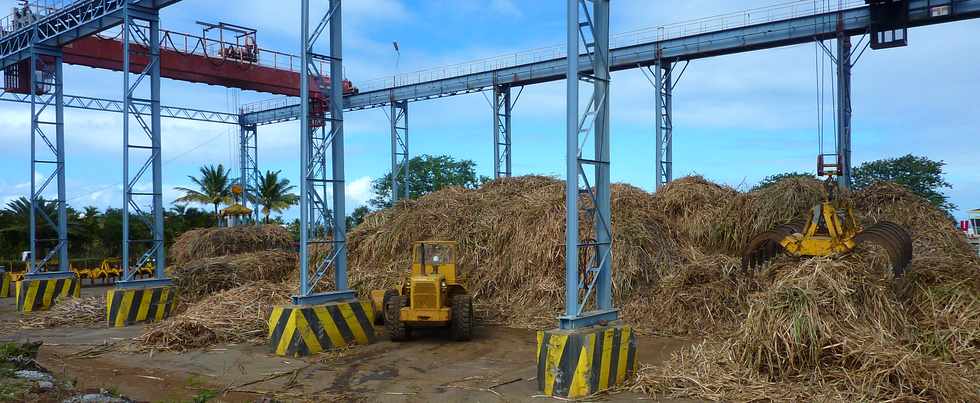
(411, 241), (459, 284)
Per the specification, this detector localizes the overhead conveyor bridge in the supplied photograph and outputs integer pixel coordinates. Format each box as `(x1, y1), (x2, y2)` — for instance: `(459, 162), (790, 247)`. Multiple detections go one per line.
(241, 0), (980, 126)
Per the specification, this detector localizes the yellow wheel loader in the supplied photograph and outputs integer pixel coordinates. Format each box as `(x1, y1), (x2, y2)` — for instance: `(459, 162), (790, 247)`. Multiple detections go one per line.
(742, 156), (913, 276)
(370, 241), (473, 341)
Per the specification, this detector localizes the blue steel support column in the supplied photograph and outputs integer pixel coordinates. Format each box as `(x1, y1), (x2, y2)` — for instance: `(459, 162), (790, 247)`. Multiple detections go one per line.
(121, 5), (131, 282)
(836, 35), (852, 189)
(653, 60), (673, 191)
(150, 17), (165, 278)
(27, 45), (70, 277)
(560, 0), (617, 330)
(665, 66), (672, 186)
(294, 0), (353, 304)
(298, 1), (311, 300)
(493, 85), (512, 179)
(329, 0), (348, 292)
(389, 100), (409, 203)
(563, 0), (580, 322)
(593, 1), (612, 312)
(118, 5), (170, 289)
(239, 123), (259, 222)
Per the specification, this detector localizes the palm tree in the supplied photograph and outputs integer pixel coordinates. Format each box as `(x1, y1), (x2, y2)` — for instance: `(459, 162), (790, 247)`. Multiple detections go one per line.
(1, 197), (58, 233)
(249, 170), (299, 223)
(174, 164), (235, 222)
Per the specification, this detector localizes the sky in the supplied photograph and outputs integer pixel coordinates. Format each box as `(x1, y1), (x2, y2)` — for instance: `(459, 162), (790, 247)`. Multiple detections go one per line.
(0, 0), (977, 221)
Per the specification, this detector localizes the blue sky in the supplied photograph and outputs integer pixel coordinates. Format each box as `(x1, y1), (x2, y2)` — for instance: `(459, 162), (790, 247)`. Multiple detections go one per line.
(0, 0), (977, 221)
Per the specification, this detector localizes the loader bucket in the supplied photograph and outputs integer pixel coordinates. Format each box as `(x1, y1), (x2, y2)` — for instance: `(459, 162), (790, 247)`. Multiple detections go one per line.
(741, 219), (808, 271)
(855, 221), (913, 277)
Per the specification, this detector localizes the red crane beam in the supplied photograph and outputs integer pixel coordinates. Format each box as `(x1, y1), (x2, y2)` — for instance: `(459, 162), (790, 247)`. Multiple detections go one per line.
(7, 27), (356, 98)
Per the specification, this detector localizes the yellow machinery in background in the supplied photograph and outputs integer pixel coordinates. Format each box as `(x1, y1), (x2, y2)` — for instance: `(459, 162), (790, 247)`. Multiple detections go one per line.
(371, 241), (474, 341)
(3, 257), (152, 284)
(742, 156), (913, 276)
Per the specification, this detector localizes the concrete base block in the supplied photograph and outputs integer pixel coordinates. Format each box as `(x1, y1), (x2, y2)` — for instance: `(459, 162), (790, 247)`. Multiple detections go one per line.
(16, 276), (80, 312)
(536, 321), (637, 398)
(268, 300), (376, 357)
(0, 272), (10, 298)
(106, 286), (177, 327)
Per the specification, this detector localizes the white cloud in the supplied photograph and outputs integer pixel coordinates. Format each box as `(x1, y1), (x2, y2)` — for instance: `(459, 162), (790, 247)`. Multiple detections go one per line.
(346, 175), (374, 208)
(490, 0), (522, 17)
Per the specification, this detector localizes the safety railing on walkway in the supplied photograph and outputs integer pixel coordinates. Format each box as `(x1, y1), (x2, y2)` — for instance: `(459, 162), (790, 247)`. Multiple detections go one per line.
(354, 0), (866, 93)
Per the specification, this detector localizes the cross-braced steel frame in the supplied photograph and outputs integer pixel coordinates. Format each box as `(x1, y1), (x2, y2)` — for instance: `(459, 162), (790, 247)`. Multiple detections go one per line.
(118, 4), (169, 289)
(643, 56), (688, 191)
(26, 45), (70, 278)
(653, 60), (672, 191)
(239, 123), (259, 221)
(492, 84), (522, 179)
(295, 0), (353, 305)
(561, 0), (616, 330)
(389, 99), (409, 203)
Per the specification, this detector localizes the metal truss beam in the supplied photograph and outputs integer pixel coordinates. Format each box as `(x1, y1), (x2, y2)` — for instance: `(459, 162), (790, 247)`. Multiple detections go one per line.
(389, 100), (409, 203)
(118, 5), (169, 288)
(493, 85), (521, 179)
(560, 0), (616, 330)
(0, 0), (183, 69)
(239, 124), (259, 221)
(295, 0), (353, 305)
(0, 92), (239, 124)
(27, 46), (69, 276)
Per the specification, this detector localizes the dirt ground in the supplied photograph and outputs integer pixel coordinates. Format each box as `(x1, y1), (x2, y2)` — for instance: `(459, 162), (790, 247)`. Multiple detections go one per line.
(0, 284), (697, 402)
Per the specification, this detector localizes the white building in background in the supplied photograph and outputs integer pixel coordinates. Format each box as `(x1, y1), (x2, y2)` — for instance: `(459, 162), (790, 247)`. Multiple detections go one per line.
(965, 209), (980, 257)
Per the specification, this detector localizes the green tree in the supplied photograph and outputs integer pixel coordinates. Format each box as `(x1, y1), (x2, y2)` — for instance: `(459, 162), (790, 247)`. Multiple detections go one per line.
(347, 205), (371, 229)
(0, 197), (59, 259)
(852, 154), (954, 213)
(370, 154), (485, 209)
(72, 206), (103, 258)
(249, 170), (300, 223)
(174, 164), (235, 223)
(752, 171), (815, 191)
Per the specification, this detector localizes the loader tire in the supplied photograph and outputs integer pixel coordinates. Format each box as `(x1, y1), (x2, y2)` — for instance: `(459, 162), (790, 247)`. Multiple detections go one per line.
(386, 295), (409, 341)
(450, 294), (474, 341)
(375, 289), (399, 325)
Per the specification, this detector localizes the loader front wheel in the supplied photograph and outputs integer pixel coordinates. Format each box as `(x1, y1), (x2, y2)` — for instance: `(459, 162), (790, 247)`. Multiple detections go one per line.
(375, 289), (399, 325)
(450, 294), (474, 341)
(386, 296), (409, 341)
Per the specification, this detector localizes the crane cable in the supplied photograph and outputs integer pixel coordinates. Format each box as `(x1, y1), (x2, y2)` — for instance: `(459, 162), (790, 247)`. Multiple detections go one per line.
(814, 0), (842, 157)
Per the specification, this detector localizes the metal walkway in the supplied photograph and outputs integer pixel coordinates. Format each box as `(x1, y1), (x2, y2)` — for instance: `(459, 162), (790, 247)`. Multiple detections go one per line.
(241, 0), (980, 125)
(0, 0), (183, 69)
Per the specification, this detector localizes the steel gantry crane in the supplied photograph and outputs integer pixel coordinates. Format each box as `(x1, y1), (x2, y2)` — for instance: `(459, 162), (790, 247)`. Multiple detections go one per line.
(294, 0), (350, 306)
(0, 0), (184, 313)
(119, 2), (168, 290)
(534, 1), (636, 399)
(266, 0), (378, 358)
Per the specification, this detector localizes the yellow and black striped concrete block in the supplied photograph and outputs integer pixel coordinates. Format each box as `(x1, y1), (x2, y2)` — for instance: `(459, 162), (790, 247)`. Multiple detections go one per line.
(0, 272), (10, 298)
(15, 277), (81, 313)
(536, 323), (637, 398)
(106, 286), (177, 327)
(268, 301), (376, 357)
